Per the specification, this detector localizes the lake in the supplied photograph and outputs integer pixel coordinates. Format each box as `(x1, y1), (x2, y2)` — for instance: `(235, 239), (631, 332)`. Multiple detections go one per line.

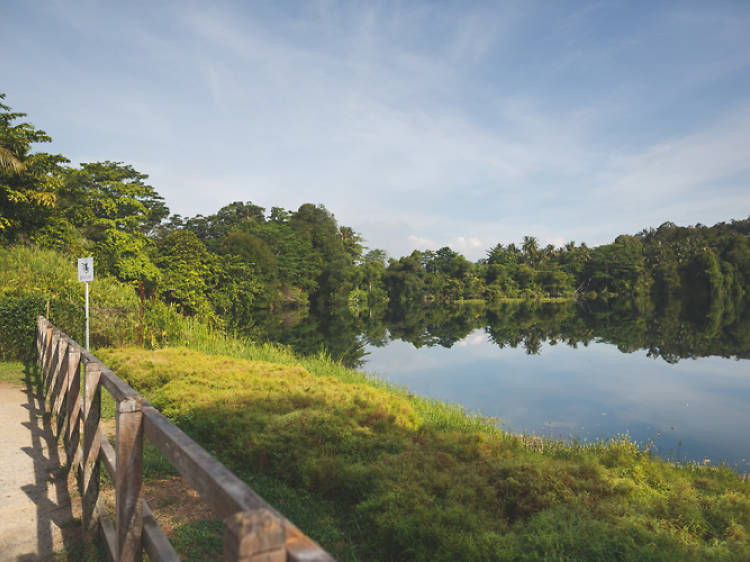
(365, 329), (750, 473)
(257, 298), (750, 472)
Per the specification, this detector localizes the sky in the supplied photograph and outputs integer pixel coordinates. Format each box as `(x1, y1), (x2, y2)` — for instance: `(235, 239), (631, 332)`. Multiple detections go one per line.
(2, 0), (749, 261)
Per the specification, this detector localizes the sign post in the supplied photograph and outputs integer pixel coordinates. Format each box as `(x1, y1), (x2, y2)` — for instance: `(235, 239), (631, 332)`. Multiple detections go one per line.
(78, 257), (94, 350)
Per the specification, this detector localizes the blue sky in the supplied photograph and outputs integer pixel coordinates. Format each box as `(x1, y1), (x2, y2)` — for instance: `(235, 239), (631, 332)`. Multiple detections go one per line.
(3, 0), (749, 260)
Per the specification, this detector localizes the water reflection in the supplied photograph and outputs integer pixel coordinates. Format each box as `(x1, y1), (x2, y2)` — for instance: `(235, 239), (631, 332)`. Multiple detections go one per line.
(365, 334), (750, 472)
(245, 297), (750, 470)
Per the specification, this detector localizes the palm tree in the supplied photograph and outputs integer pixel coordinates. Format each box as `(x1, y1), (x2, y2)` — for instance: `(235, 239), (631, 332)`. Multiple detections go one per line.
(522, 235), (538, 264)
(506, 243), (521, 263)
(0, 141), (24, 173)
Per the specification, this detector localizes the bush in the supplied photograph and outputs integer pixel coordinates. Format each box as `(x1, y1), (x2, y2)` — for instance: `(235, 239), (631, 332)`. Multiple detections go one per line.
(0, 295), (46, 360)
(0, 244), (177, 351)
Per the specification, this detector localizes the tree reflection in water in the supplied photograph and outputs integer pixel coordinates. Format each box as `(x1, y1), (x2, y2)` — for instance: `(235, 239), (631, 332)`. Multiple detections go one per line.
(240, 295), (750, 368)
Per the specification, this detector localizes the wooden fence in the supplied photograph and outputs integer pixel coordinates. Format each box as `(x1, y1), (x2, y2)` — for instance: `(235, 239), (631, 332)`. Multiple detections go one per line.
(36, 316), (336, 562)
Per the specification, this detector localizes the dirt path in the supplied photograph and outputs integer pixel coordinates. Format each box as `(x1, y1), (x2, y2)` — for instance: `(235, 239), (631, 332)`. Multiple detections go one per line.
(0, 381), (79, 561)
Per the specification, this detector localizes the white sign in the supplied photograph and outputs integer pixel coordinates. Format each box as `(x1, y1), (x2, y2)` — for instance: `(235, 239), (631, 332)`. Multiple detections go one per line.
(78, 257), (94, 282)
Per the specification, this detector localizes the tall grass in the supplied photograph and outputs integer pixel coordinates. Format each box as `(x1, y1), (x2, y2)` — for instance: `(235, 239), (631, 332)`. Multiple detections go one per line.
(176, 317), (491, 434)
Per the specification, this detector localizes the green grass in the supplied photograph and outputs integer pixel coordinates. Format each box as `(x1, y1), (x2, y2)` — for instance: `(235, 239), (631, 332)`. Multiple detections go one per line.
(0, 361), (27, 385)
(98, 346), (750, 561)
(167, 318), (495, 435)
(170, 518), (224, 561)
(142, 442), (180, 480)
(0, 360), (46, 397)
(100, 386), (117, 420)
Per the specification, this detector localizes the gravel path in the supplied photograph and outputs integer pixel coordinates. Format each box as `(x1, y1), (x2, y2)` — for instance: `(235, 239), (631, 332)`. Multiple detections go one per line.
(0, 381), (79, 561)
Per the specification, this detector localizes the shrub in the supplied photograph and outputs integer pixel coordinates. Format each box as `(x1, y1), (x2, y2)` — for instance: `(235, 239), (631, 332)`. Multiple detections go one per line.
(0, 294), (46, 360)
(0, 244), (183, 352)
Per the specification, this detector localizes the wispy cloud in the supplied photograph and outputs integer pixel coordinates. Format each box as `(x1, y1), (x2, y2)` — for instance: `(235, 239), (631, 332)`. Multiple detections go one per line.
(2, 0), (748, 261)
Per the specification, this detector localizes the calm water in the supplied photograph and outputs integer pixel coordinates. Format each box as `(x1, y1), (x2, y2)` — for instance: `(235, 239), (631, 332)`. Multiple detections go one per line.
(364, 329), (750, 472)
(253, 299), (750, 472)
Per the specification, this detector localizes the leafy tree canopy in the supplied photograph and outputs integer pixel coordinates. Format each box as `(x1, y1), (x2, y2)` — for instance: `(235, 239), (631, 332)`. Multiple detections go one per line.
(0, 93), (68, 235)
(60, 161), (168, 239)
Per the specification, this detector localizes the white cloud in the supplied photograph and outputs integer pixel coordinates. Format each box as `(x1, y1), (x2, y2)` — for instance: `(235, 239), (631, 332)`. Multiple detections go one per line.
(452, 236), (483, 253)
(457, 332), (486, 347)
(3, 0), (749, 262)
(602, 103), (750, 205)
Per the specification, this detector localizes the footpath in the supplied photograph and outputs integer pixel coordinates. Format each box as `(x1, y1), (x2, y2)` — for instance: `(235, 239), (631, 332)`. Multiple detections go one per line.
(0, 381), (79, 560)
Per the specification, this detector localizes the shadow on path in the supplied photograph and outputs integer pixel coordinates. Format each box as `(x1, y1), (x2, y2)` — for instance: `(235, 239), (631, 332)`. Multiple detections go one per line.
(0, 362), (81, 560)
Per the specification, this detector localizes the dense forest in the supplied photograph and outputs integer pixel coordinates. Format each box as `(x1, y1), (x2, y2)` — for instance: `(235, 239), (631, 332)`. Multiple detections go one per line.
(2, 93), (750, 353)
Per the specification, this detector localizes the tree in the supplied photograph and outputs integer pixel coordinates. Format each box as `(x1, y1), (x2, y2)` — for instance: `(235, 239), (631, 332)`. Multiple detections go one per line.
(522, 236), (539, 264)
(210, 256), (262, 328)
(54, 161), (170, 295)
(359, 253), (388, 306)
(220, 231), (280, 308)
(363, 249), (387, 265)
(290, 204), (355, 307)
(96, 229), (161, 290)
(384, 251), (427, 306)
(60, 161), (168, 240)
(0, 142), (24, 174)
(154, 230), (212, 315)
(0, 94), (68, 235)
(339, 226), (363, 264)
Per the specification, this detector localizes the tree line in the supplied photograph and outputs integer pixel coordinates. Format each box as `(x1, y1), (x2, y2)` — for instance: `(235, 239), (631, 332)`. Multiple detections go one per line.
(2, 93), (749, 337)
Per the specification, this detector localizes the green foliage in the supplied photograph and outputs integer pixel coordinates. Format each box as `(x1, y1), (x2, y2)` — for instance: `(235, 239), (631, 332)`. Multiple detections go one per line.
(154, 230), (213, 315)
(0, 294), (46, 360)
(166, 200), (362, 315)
(96, 228), (161, 287)
(219, 231), (280, 308)
(3, 88), (750, 357)
(60, 160), (168, 237)
(51, 160), (168, 287)
(99, 346), (750, 561)
(31, 215), (88, 256)
(0, 244), (187, 351)
(0, 93), (68, 236)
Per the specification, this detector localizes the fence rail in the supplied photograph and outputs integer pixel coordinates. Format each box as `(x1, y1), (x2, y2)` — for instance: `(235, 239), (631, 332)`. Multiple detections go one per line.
(36, 316), (336, 562)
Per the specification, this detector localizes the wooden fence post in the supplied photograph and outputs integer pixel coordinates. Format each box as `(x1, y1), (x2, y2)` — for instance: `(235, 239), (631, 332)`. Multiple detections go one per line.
(224, 509), (286, 562)
(42, 324), (54, 378)
(65, 344), (82, 471)
(53, 340), (72, 436)
(33, 320), (335, 562)
(36, 317), (46, 369)
(116, 396), (144, 562)
(43, 329), (62, 411)
(81, 362), (102, 535)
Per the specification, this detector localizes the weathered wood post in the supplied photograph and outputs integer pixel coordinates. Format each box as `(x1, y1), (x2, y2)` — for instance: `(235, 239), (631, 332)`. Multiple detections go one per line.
(116, 395), (144, 562)
(36, 317), (46, 368)
(44, 329), (63, 411)
(52, 339), (71, 436)
(42, 322), (54, 376)
(65, 342), (82, 471)
(81, 362), (102, 535)
(224, 509), (286, 562)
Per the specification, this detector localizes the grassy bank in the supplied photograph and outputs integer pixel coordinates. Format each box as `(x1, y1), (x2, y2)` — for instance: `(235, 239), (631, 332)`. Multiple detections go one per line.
(98, 345), (750, 561)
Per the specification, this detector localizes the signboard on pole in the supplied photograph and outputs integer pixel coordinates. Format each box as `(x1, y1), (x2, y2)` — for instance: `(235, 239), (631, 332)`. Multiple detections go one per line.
(78, 257), (94, 282)
(78, 257), (94, 350)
